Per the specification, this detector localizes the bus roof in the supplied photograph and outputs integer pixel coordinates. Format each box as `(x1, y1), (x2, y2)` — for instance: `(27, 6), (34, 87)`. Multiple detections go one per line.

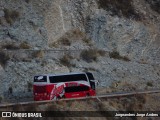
(34, 72), (93, 77)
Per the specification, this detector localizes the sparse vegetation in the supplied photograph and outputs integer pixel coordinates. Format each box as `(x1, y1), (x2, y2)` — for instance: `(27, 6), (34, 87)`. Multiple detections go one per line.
(4, 8), (20, 25)
(25, 0), (31, 3)
(97, 0), (141, 20)
(0, 19), (2, 25)
(83, 67), (97, 72)
(25, 104), (39, 111)
(41, 60), (47, 67)
(59, 54), (73, 67)
(82, 37), (92, 46)
(19, 42), (31, 49)
(1, 43), (19, 50)
(8, 87), (13, 94)
(0, 96), (2, 103)
(80, 49), (106, 62)
(49, 29), (92, 48)
(109, 50), (130, 62)
(139, 58), (148, 64)
(27, 81), (32, 92)
(147, 81), (153, 87)
(32, 50), (44, 58)
(59, 38), (71, 46)
(146, 0), (160, 14)
(50, 38), (71, 48)
(0, 51), (10, 68)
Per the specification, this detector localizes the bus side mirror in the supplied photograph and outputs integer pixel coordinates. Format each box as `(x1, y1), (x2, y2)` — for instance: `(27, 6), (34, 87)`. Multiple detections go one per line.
(90, 80), (99, 85)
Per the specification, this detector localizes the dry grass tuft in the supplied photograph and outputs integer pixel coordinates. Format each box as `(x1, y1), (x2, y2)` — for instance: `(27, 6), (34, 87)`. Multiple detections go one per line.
(4, 8), (20, 25)
(146, 81), (153, 87)
(1, 43), (20, 50)
(49, 29), (93, 48)
(97, 0), (142, 20)
(25, 0), (31, 3)
(25, 104), (39, 111)
(59, 54), (73, 67)
(19, 42), (31, 49)
(27, 81), (32, 92)
(109, 50), (130, 62)
(146, 0), (160, 14)
(80, 49), (106, 62)
(0, 51), (10, 68)
(32, 50), (44, 58)
(0, 96), (3, 103)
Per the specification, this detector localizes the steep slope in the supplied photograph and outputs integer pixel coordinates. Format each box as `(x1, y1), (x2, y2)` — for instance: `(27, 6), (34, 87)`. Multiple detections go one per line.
(0, 0), (159, 102)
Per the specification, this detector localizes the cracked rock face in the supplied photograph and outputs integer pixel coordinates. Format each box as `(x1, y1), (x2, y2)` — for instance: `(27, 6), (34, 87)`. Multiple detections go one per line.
(0, 0), (160, 101)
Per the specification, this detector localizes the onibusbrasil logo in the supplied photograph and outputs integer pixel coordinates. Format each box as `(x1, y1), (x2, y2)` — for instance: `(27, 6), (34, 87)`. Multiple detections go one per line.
(2, 112), (42, 118)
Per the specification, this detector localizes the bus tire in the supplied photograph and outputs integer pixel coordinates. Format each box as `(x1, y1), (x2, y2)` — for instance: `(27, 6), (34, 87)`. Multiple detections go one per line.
(57, 96), (60, 100)
(53, 96), (57, 101)
(53, 96), (60, 101)
(62, 95), (65, 99)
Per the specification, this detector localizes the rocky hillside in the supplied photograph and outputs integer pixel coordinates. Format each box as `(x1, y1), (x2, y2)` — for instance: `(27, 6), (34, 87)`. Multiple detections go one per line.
(0, 0), (159, 102)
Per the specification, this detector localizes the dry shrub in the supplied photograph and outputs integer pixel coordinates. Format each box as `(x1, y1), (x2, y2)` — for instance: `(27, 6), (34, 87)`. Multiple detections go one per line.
(97, 49), (106, 56)
(110, 81), (136, 92)
(32, 50), (44, 58)
(25, 0), (31, 3)
(97, 0), (141, 20)
(59, 38), (71, 46)
(98, 102), (116, 118)
(125, 94), (147, 111)
(27, 81), (32, 92)
(146, 0), (160, 14)
(72, 29), (84, 37)
(135, 94), (147, 104)
(8, 87), (13, 94)
(80, 49), (106, 62)
(12, 104), (24, 111)
(0, 51), (10, 68)
(25, 104), (39, 111)
(0, 19), (2, 25)
(109, 50), (130, 62)
(146, 81), (153, 87)
(46, 103), (61, 111)
(0, 96), (3, 103)
(59, 54), (73, 67)
(49, 29), (84, 47)
(19, 42), (31, 49)
(82, 37), (92, 45)
(138, 58), (148, 64)
(50, 38), (71, 48)
(4, 8), (20, 25)
(2, 43), (20, 50)
(83, 67), (97, 72)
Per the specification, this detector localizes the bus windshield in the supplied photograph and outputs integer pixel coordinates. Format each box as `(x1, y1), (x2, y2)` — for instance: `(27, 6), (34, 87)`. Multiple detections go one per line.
(34, 76), (47, 82)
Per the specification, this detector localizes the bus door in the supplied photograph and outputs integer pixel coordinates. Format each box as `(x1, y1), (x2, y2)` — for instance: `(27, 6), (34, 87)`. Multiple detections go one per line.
(86, 72), (96, 90)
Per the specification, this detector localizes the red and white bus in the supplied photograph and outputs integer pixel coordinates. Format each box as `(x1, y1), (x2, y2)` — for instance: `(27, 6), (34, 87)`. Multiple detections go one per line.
(33, 72), (97, 101)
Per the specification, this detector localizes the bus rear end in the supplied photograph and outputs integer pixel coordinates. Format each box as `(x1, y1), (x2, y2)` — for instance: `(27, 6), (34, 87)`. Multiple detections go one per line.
(64, 85), (95, 98)
(33, 75), (54, 101)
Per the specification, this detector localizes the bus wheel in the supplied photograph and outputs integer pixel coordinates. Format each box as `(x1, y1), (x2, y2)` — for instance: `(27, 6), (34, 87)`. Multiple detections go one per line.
(57, 96), (60, 100)
(62, 95), (65, 99)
